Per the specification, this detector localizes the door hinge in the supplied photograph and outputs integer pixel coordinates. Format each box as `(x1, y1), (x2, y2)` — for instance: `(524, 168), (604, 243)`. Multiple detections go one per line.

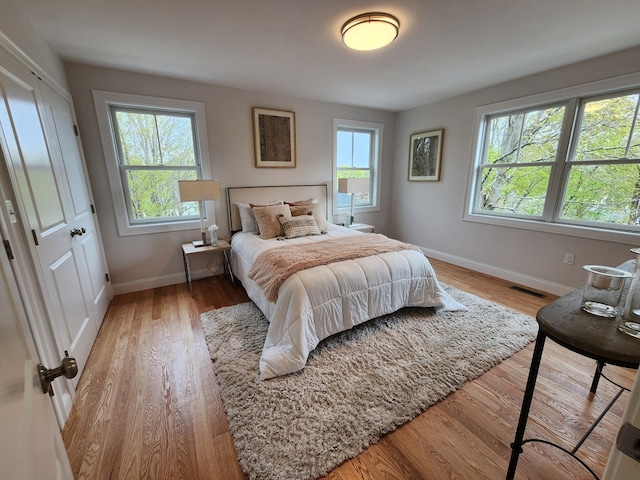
(73, 125), (79, 136)
(105, 273), (110, 282)
(3, 240), (14, 260)
(91, 204), (95, 214)
(31, 229), (39, 246)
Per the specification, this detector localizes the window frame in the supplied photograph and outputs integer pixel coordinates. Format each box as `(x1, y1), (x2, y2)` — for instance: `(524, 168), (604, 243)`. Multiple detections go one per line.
(93, 90), (212, 236)
(464, 73), (640, 245)
(332, 118), (382, 216)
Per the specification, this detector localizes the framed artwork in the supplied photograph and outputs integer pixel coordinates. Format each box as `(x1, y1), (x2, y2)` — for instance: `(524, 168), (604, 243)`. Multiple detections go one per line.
(408, 129), (443, 181)
(252, 107), (296, 168)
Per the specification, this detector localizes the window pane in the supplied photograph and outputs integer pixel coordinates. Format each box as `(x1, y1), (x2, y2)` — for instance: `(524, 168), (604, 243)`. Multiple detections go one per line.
(125, 169), (198, 221)
(156, 114), (197, 166)
(353, 132), (371, 168)
(561, 163), (640, 226)
(337, 131), (353, 168)
(485, 106), (564, 164)
(478, 165), (551, 216)
(114, 110), (197, 166)
(574, 93), (640, 161)
(115, 111), (160, 165)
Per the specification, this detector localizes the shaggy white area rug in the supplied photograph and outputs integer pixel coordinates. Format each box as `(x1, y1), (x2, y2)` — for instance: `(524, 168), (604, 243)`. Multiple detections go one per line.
(200, 285), (538, 480)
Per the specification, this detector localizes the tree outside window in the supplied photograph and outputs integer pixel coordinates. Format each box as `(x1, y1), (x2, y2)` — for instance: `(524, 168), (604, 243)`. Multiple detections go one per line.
(473, 89), (639, 232)
(112, 108), (202, 224)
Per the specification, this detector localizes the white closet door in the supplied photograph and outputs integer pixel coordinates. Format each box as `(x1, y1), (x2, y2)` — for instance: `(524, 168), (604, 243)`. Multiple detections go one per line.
(0, 49), (103, 419)
(40, 81), (110, 326)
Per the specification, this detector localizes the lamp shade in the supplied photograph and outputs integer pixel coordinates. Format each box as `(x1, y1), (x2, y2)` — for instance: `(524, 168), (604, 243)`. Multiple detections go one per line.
(178, 180), (221, 202)
(341, 12), (400, 51)
(338, 177), (370, 194)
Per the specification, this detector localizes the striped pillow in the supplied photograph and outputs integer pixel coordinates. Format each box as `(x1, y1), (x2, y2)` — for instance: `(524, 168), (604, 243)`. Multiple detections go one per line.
(277, 214), (321, 239)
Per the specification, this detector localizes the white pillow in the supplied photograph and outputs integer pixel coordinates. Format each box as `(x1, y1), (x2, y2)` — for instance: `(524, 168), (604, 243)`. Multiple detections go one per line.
(237, 203), (258, 233)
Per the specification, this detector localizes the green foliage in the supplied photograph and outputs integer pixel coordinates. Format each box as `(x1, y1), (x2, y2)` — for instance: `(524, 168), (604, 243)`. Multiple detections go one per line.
(478, 92), (640, 227)
(575, 94), (639, 161)
(562, 164), (640, 225)
(114, 109), (201, 221)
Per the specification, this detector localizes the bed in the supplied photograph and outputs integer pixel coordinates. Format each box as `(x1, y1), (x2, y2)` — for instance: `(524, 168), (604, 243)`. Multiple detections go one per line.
(227, 184), (465, 379)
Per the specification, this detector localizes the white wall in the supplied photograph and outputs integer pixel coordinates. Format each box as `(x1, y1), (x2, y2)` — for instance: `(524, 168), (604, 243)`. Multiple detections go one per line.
(0, 1), (67, 90)
(391, 47), (640, 295)
(64, 63), (396, 292)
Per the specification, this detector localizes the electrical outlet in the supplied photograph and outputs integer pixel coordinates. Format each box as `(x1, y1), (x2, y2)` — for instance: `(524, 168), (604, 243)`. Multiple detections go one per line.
(564, 253), (575, 265)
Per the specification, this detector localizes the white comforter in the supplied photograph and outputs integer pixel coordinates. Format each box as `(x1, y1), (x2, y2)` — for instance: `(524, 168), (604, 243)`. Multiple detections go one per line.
(230, 224), (465, 379)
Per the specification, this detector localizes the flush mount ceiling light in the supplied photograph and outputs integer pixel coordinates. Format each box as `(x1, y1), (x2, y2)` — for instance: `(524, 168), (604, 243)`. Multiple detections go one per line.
(341, 12), (400, 51)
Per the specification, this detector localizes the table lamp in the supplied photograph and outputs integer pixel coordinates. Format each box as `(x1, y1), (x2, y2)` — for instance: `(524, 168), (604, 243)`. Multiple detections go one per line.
(178, 180), (221, 247)
(338, 178), (369, 226)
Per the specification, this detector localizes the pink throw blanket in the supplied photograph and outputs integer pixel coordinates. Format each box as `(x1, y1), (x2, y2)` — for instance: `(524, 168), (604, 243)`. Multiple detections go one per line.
(248, 234), (422, 302)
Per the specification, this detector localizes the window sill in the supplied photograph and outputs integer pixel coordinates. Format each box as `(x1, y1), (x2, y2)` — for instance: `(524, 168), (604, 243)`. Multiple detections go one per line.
(463, 213), (638, 245)
(117, 219), (201, 237)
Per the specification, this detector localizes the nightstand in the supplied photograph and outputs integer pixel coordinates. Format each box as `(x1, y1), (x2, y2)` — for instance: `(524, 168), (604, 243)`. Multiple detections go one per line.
(348, 223), (375, 233)
(181, 240), (233, 295)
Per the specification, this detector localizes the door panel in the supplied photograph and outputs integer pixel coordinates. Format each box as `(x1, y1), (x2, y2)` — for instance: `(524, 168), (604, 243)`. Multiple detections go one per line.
(0, 229), (73, 480)
(40, 81), (110, 325)
(0, 50), (104, 419)
(0, 63), (64, 232)
(49, 249), (96, 387)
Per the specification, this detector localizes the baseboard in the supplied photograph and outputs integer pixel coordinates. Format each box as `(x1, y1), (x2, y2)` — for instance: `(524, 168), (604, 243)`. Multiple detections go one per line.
(111, 268), (219, 295)
(420, 247), (574, 297)
(112, 251), (573, 297)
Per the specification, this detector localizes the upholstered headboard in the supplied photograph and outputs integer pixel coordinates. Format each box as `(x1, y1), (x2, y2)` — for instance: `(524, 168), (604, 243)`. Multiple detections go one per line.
(227, 184), (329, 233)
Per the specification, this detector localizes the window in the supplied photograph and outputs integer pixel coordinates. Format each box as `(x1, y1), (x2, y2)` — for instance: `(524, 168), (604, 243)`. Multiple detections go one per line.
(467, 75), (640, 242)
(333, 118), (382, 214)
(93, 91), (211, 236)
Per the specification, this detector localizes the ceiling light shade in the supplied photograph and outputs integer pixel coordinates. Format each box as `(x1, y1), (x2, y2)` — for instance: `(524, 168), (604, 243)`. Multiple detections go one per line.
(341, 12), (400, 51)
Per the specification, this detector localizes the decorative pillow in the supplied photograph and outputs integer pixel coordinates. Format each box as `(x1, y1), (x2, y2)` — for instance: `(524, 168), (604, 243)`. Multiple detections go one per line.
(237, 201), (283, 233)
(290, 204), (329, 233)
(237, 203), (258, 233)
(252, 204), (291, 239)
(286, 198), (315, 206)
(277, 214), (321, 239)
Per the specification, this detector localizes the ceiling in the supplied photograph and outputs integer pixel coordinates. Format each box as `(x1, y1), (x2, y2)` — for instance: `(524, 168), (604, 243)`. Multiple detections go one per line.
(11, 0), (640, 111)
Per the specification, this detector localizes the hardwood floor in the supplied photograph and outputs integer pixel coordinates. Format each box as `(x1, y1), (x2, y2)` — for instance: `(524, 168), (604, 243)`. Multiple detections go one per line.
(62, 259), (637, 480)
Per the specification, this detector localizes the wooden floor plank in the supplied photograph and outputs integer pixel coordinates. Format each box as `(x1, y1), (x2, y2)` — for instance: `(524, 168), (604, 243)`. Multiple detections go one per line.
(62, 259), (637, 479)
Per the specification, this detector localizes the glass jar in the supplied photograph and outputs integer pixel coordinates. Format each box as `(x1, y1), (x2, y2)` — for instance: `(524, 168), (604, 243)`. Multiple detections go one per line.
(619, 248), (640, 338)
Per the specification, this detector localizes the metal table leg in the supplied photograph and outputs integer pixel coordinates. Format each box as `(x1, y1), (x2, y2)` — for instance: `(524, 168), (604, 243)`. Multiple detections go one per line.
(182, 249), (192, 295)
(506, 330), (547, 480)
(590, 360), (605, 394)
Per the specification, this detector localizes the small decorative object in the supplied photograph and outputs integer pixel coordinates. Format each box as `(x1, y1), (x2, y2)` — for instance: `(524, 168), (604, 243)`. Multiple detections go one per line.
(581, 265), (632, 318)
(408, 129), (443, 181)
(253, 107), (296, 168)
(208, 224), (219, 246)
(619, 248), (640, 338)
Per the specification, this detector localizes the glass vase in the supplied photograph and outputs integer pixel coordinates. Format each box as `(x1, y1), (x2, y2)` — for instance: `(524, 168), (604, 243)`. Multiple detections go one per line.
(619, 248), (640, 338)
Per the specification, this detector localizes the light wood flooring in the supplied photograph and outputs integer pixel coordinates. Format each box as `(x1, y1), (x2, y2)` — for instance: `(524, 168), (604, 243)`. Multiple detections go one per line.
(62, 259), (637, 479)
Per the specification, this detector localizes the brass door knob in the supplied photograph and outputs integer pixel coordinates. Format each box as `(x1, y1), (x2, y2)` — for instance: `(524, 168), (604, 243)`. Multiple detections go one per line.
(38, 350), (78, 395)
